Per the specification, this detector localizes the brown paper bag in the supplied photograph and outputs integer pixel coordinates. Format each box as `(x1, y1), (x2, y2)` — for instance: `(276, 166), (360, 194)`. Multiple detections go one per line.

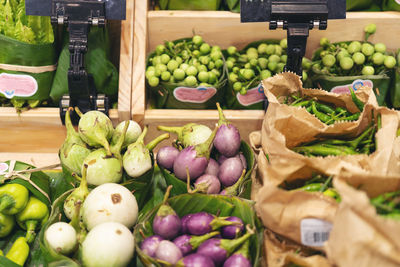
(262, 72), (378, 144)
(264, 230), (332, 267)
(255, 159), (338, 251)
(325, 171), (400, 267)
(260, 73), (400, 176)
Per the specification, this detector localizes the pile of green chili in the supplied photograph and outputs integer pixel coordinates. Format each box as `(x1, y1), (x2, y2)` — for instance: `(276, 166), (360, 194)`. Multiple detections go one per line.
(285, 87), (364, 125)
(292, 113), (380, 157)
(371, 191), (400, 220)
(282, 174), (341, 202)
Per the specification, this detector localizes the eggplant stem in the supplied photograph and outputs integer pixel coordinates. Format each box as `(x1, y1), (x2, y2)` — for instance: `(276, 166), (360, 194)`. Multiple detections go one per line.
(111, 120), (129, 157)
(139, 229), (146, 239)
(162, 185), (173, 204)
(134, 126), (148, 146)
(146, 133), (170, 151)
(186, 168), (196, 194)
(195, 125), (219, 160)
(74, 107), (84, 117)
(65, 107), (77, 137)
(216, 102), (228, 126)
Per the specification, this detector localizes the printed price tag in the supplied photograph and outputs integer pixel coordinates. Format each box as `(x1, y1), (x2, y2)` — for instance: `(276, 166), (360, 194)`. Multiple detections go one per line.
(0, 73), (38, 99)
(237, 83), (265, 106)
(0, 163), (9, 175)
(300, 218), (333, 247)
(173, 86), (217, 103)
(331, 79), (373, 94)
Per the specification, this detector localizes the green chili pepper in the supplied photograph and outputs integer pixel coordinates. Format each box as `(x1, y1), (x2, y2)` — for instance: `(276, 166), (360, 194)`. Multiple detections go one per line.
(377, 114), (382, 130)
(16, 196), (49, 244)
(335, 107), (348, 114)
(295, 183), (323, 192)
(5, 237), (30, 266)
(315, 102), (335, 114)
(380, 213), (400, 220)
(340, 112), (360, 121)
(0, 183), (29, 215)
(292, 100), (310, 107)
(349, 86), (365, 112)
(323, 188), (341, 202)
(306, 106), (312, 113)
(0, 212), (14, 238)
(311, 101), (332, 123)
(293, 144), (358, 157)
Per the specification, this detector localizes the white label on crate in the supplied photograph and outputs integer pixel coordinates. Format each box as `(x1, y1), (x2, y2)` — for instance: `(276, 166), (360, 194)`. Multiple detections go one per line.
(0, 163), (9, 175)
(300, 218), (332, 247)
(173, 86), (217, 103)
(331, 79), (373, 95)
(237, 83), (266, 106)
(0, 73), (38, 99)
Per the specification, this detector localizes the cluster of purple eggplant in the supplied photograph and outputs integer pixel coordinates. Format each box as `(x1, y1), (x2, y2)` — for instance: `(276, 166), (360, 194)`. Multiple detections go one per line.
(139, 187), (254, 266)
(157, 103), (248, 196)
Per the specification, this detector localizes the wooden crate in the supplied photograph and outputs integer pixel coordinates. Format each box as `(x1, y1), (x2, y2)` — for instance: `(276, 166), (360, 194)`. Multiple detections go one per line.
(0, 0), (135, 165)
(130, 2), (400, 146)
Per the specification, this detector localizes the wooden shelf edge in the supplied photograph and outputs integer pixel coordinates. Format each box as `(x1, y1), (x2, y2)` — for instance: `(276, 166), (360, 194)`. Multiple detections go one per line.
(0, 153), (60, 167)
(148, 10), (400, 19)
(0, 108), (120, 125)
(145, 109), (265, 121)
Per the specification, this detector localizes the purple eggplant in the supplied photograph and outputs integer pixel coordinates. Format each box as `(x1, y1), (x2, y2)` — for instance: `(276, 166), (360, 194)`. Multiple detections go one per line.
(173, 126), (218, 181)
(176, 253), (215, 267)
(153, 186), (182, 240)
(140, 235), (164, 257)
(214, 103), (241, 157)
(218, 157), (245, 187)
(223, 240), (251, 267)
(186, 212), (238, 236)
(181, 214), (192, 234)
(220, 170), (246, 196)
(194, 174), (221, 194)
(197, 230), (253, 266)
(218, 153), (247, 169)
(221, 217), (244, 239)
(205, 158), (220, 177)
(155, 240), (183, 265)
(173, 231), (219, 256)
(157, 146), (180, 171)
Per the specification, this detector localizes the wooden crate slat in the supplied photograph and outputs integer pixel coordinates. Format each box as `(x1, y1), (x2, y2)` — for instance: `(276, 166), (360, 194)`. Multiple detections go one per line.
(130, 0), (148, 125)
(118, 0), (135, 121)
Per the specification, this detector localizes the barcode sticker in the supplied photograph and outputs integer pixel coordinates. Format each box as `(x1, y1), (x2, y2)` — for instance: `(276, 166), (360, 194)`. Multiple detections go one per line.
(300, 218), (333, 247)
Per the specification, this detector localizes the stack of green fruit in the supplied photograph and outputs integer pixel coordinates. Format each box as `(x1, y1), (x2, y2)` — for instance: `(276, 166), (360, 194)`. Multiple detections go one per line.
(312, 24), (397, 77)
(146, 35), (225, 88)
(225, 39), (311, 96)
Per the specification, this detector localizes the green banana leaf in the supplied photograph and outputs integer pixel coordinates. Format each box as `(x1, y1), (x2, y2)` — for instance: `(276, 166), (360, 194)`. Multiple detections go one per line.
(160, 141), (255, 198)
(45, 169), (74, 203)
(135, 194), (264, 267)
(390, 65), (400, 108)
(382, 0), (400, 10)
(0, 34), (56, 101)
(158, 0), (222, 10)
(0, 160), (51, 207)
(346, 0), (375, 10)
(49, 27), (119, 103)
(224, 0), (240, 12)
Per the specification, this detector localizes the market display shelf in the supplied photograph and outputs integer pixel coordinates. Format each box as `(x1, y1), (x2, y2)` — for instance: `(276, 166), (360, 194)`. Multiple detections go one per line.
(130, 1), (400, 145)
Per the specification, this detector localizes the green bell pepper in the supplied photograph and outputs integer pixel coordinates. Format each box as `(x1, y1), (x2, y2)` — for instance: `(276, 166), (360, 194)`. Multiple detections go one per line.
(5, 237), (30, 266)
(0, 212), (14, 238)
(16, 196), (49, 244)
(0, 184), (29, 215)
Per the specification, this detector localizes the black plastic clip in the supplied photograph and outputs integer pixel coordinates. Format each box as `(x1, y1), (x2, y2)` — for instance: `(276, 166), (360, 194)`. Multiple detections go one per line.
(51, 0), (109, 124)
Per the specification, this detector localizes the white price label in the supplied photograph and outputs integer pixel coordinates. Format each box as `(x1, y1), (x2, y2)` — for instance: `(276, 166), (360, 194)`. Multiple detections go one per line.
(300, 218), (332, 247)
